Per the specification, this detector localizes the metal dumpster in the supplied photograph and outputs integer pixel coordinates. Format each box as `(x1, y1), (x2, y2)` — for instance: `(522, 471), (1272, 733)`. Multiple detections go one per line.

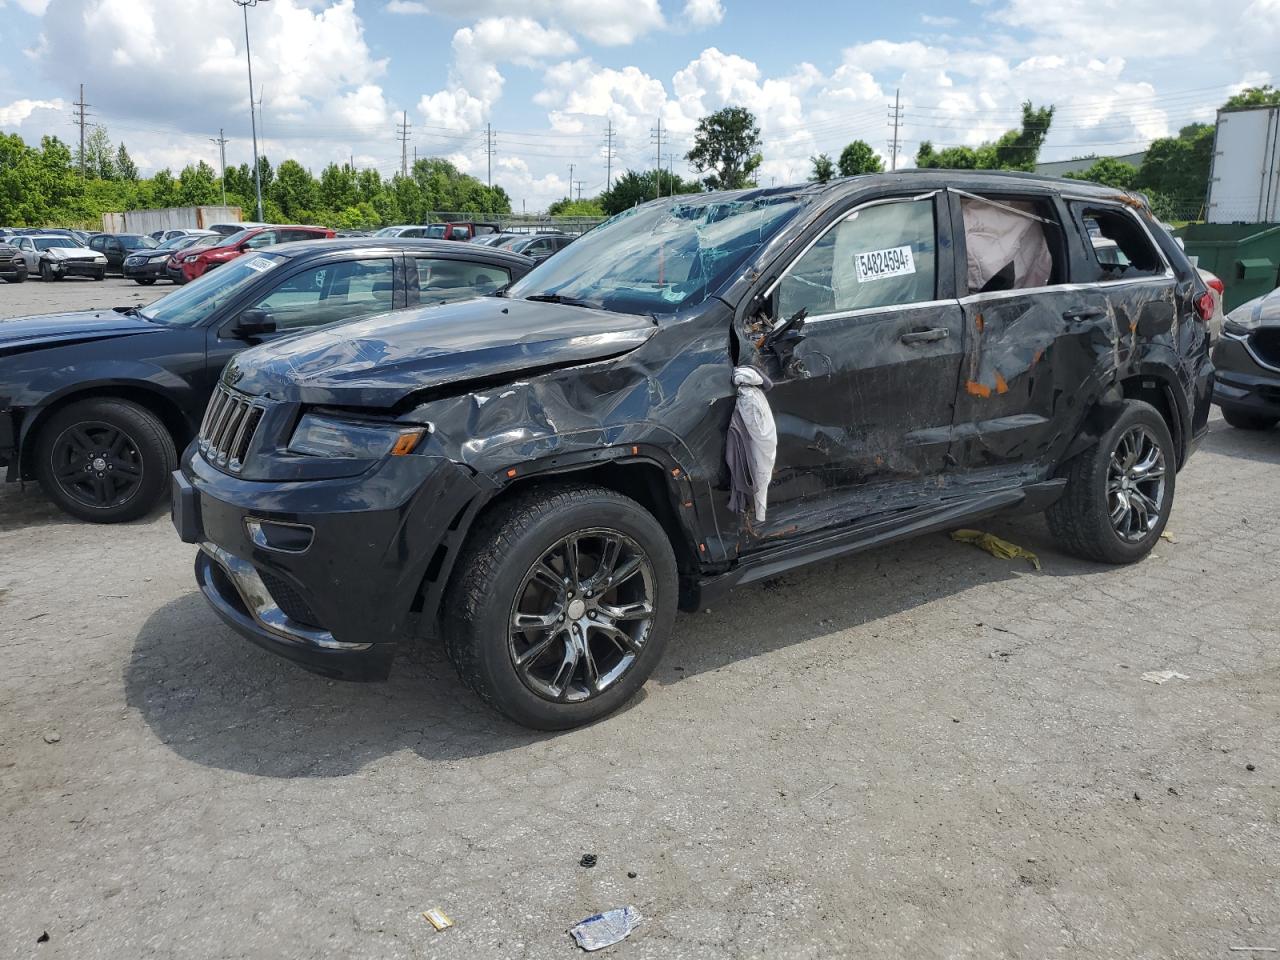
(1178, 222), (1280, 312)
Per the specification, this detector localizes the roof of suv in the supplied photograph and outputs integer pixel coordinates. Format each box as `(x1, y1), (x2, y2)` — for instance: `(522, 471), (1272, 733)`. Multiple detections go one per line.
(253, 236), (536, 266)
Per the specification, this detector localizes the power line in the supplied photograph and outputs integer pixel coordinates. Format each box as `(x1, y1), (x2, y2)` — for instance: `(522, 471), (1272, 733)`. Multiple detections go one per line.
(603, 119), (616, 191)
(72, 82), (91, 177)
(396, 110), (411, 177)
(650, 116), (662, 198)
(210, 129), (229, 205)
(887, 88), (903, 172)
(485, 122), (495, 187)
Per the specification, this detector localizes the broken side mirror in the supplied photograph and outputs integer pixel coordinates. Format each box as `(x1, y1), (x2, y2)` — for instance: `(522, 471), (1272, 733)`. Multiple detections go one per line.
(231, 308), (276, 338)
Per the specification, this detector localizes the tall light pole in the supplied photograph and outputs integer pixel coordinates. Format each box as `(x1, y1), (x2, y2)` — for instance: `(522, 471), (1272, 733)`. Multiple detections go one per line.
(233, 0), (268, 221)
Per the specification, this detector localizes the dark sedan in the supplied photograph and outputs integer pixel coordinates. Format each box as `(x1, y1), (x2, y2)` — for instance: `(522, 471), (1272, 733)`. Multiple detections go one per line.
(0, 241), (27, 283)
(88, 233), (160, 274)
(1213, 284), (1280, 431)
(0, 238), (533, 522)
(124, 232), (220, 285)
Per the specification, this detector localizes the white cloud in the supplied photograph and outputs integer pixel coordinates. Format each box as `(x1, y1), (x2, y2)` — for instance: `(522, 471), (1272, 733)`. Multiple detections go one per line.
(920, 13), (958, 26)
(388, 0), (664, 45)
(682, 0), (724, 28)
(0, 96), (63, 126)
(385, 0), (429, 11)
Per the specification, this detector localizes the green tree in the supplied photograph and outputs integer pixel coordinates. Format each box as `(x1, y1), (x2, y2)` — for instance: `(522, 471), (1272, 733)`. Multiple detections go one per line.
(1223, 85), (1280, 110)
(598, 168), (698, 215)
(1064, 156), (1139, 189)
(809, 153), (835, 183)
(686, 106), (763, 190)
(317, 162), (357, 213)
(838, 140), (883, 176)
(115, 143), (138, 181)
(548, 197), (604, 216)
(272, 159), (318, 220)
(1135, 123), (1214, 215)
(79, 125), (115, 180)
(915, 102), (1054, 172)
(177, 161), (219, 205)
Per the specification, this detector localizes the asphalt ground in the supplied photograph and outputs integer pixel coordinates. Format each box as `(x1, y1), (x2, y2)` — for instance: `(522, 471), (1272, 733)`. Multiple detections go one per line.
(1, 276), (1278, 959)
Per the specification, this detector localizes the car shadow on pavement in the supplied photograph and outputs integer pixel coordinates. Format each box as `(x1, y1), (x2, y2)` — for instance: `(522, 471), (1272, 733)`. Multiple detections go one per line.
(125, 592), (561, 778)
(1199, 420), (1280, 464)
(126, 512), (1105, 779)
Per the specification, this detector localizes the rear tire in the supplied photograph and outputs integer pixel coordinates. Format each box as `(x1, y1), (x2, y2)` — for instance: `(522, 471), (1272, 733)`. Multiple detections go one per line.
(33, 398), (177, 524)
(1047, 400), (1175, 564)
(1221, 408), (1278, 431)
(445, 484), (678, 730)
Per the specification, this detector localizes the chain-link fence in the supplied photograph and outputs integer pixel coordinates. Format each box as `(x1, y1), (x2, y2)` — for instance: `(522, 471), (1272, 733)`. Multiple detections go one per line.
(429, 212), (606, 236)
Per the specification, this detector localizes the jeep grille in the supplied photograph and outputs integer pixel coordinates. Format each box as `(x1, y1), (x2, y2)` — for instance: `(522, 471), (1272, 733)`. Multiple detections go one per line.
(199, 385), (264, 472)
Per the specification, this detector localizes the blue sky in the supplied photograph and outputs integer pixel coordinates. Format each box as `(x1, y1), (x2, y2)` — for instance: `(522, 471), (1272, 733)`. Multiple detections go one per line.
(0, 0), (1275, 210)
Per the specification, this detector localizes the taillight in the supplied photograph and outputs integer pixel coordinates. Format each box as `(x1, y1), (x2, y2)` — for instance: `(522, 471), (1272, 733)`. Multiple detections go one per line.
(1207, 276), (1225, 296)
(1195, 291), (1215, 323)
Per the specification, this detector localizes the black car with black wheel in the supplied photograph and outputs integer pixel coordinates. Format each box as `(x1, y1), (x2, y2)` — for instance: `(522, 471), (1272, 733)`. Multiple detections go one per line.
(0, 238), (532, 523)
(0, 241), (27, 283)
(1211, 284), (1280, 432)
(123, 232), (220, 285)
(172, 172), (1212, 730)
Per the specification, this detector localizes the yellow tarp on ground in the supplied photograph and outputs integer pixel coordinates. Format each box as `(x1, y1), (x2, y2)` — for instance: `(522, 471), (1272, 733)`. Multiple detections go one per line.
(950, 529), (1041, 571)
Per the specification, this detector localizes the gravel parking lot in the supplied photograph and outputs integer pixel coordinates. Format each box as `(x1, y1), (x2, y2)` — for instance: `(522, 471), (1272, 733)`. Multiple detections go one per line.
(2, 280), (1278, 959)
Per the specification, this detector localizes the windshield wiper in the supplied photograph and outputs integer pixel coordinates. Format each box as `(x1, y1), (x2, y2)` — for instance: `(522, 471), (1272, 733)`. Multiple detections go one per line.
(523, 293), (599, 309)
(115, 305), (155, 322)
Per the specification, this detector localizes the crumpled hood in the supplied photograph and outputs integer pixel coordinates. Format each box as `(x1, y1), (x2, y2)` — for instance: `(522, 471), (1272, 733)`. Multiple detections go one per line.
(228, 296), (657, 408)
(0, 309), (161, 351)
(42, 247), (101, 261)
(1231, 286), (1280, 329)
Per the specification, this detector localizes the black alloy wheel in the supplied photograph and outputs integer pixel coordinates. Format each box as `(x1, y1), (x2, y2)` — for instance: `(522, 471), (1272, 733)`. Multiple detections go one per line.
(508, 528), (657, 703)
(446, 484), (678, 729)
(33, 399), (176, 523)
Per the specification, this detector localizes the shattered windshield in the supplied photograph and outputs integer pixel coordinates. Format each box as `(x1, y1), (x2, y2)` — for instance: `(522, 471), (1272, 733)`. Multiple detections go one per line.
(505, 193), (806, 316)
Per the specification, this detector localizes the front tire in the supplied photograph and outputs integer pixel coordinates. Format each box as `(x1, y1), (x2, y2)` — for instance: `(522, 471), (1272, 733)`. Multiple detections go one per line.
(40, 263), (56, 282)
(93, 270), (106, 281)
(1047, 400), (1175, 564)
(445, 484), (678, 730)
(33, 398), (177, 523)
(134, 278), (156, 286)
(1221, 408), (1278, 431)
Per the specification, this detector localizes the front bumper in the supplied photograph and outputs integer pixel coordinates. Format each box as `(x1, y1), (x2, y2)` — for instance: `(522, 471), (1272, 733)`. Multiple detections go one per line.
(123, 257), (170, 280)
(43, 258), (103, 278)
(173, 447), (485, 682)
(0, 258), (26, 279)
(1211, 334), (1280, 418)
(165, 262), (187, 284)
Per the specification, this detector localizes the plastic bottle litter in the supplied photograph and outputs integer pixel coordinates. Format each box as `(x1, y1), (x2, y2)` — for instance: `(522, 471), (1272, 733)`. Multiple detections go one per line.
(569, 906), (642, 951)
(1141, 670), (1189, 684)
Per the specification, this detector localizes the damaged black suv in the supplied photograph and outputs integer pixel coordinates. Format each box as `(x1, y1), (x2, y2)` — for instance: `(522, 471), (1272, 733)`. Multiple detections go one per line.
(174, 171), (1213, 729)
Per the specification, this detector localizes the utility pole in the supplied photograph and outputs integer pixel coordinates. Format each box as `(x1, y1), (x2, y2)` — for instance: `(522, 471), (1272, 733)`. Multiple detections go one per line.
(233, 0), (266, 221)
(210, 129), (229, 206)
(887, 87), (903, 172)
(485, 123), (495, 187)
(603, 120), (616, 191)
(650, 116), (663, 199)
(397, 110), (411, 178)
(573, 180), (584, 201)
(568, 162), (575, 199)
(72, 83), (91, 177)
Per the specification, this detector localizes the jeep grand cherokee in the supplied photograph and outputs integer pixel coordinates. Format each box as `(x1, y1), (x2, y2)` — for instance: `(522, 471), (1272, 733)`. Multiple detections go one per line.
(173, 172), (1214, 730)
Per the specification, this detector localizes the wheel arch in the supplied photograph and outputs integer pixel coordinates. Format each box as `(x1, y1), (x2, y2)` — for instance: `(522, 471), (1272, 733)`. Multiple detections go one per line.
(415, 449), (707, 633)
(1060, 366), (1189, 470)
(18, 383), (194, 480)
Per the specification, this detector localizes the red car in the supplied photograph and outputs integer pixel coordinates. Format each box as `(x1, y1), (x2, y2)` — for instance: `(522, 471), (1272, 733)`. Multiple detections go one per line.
(173, 225), (335, 282)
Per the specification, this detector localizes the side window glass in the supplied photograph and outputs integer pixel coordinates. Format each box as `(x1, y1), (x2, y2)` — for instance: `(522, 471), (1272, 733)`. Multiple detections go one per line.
(415, 258), (510, 304)
(250, 258), (395, 329)
(454, 226), (471, 240)
(244, 231), (276, 249)
(1076, 206), (1165, 280)
(777, 199), (937, 317)
(959, 195), (1065, 294)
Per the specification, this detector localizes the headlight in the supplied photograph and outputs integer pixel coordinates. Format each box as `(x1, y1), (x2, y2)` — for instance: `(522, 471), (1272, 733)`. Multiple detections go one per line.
(1223, 302), (1263, 337)
(94, 254), (107, 262)
(287, 413), (426, 459)
(183, 254), (201, 263)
